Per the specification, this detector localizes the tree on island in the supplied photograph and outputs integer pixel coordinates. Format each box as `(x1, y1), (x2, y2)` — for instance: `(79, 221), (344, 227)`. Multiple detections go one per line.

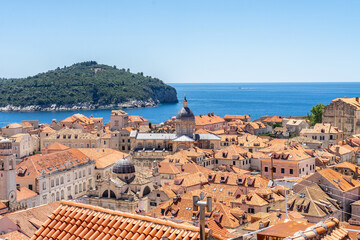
(307, 104), (325, 126)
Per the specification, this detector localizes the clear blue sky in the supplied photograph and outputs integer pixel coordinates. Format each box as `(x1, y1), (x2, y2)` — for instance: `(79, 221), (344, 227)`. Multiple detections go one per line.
(0, 0), (359, 83)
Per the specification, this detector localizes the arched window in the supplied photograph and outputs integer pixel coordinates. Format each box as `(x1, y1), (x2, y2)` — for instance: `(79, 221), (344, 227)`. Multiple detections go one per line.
(142, 186), (151, 197)
(56, 192), (59, 201)
(9, 159), (14, 170)
(109, 190), (116, 199)
(79, 183), (82, 192)
(83, 183), (86, 192)
(75, 185), (78, 194)
(61, 190), (64, 200)
(102, 190), (109, 198)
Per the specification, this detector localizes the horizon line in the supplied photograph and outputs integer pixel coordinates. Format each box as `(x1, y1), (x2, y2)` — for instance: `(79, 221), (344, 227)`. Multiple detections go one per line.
(166, 81), (360, 84)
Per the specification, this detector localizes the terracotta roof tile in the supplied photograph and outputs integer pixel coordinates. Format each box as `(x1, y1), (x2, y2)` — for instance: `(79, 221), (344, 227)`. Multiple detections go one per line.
(16, 148), (93, 178)
(31, 201), (223, 240)
(195, 114), (225, 126)
(78, 148), (129, 169)
(286, 217), (348, 240)
(3, 202), (60, 237)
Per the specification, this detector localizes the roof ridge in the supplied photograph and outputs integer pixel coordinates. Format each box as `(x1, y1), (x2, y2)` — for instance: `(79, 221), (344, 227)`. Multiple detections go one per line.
(60, 201), (208, 233)
(305, 185), (322, 216)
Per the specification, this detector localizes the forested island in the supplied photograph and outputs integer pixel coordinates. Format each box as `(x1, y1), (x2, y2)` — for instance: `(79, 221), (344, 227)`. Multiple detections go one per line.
(0, 61), (178, 111)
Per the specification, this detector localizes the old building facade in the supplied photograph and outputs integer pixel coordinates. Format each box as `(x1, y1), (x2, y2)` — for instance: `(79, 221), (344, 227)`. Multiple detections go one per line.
(323, 97), (360, 138)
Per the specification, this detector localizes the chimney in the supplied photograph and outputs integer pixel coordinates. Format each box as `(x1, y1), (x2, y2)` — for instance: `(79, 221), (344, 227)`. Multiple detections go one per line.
(344, 96), (347, 99)
(335, 146), (340, 155)
(356, 97), (359, 102)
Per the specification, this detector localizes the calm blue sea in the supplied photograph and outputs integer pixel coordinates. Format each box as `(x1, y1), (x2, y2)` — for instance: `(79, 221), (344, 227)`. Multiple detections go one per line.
(0, 82), (359, 127)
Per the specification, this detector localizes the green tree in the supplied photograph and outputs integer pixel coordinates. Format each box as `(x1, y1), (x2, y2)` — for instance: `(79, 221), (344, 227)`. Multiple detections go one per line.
(307, 104), (325, 126)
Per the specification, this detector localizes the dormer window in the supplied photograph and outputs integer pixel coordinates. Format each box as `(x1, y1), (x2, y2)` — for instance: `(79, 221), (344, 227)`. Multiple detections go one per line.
(237, 177), (244, 185)
(220, 176), (228, 183)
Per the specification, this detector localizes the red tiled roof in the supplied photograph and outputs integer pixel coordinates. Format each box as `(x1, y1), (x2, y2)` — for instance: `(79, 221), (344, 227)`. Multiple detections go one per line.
(128, 115), (149, 123)
(224, 115), (250, 121)
(31, 201), (224, 240)
(16, 149), (93, 178)
(0, 230), (30, 239)
(0, 201), (7, 209)
(287, 218), (348, 240)
(5, 202), (60, 237)
(195, 114), (225, 126)
(16, 187), (38, 202)
(44, 142), (70, 152)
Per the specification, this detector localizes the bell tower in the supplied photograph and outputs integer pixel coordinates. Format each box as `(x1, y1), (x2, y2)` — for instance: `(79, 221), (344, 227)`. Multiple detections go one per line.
(175, 95), (195, 137)
(0, 139), (17, 203)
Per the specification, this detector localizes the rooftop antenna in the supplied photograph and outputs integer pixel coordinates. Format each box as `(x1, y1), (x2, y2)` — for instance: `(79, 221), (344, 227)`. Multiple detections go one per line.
(193, 192), (212, 240)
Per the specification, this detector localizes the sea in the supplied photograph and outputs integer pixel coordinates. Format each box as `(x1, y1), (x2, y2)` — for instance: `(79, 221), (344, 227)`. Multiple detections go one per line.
(0, 82), (359, 127)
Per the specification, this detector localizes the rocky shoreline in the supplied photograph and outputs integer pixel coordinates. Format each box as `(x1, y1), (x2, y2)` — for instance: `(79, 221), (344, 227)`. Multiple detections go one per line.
(0, 98), (164, 112)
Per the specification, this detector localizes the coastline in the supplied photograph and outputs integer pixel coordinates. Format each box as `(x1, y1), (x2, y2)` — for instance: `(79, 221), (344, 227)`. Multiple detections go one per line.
(0, 98), (163, 112)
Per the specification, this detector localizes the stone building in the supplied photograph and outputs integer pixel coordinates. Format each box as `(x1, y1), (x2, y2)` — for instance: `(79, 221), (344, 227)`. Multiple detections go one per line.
(0, 139), (17, 205)
(282, 118), (310, 135)
(128, 115), (149, 128)
(257, 143), (316, 179)
(294, 168), (360, 220)
(16, 149), (95, 206)
(300, 123), (343, 148)
(195, 113), (226, 131)
(59, 114), (97, 132)
(87, 156), (154, 212)
(40, 128), (101, 150)
(9, 133), (36, 161)
(130, 97), (221, 167)
(323, 96), (360, 138)
(1, 123), (24, 137)
(109, 110), (129, 131)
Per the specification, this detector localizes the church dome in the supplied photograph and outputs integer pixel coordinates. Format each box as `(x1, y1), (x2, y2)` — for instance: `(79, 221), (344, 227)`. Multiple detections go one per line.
(112, 157), (135, 174)
(176, 96), (194, 120)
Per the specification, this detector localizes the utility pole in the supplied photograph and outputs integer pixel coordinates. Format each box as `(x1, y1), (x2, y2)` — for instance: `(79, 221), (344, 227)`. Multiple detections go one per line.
(193, 192), (212, 240)
(270, 157), (274, 181)
(273, 177), (300, 221)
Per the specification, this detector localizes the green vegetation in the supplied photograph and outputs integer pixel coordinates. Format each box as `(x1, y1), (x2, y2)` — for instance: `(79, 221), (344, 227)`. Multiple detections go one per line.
(0, 61), (177, 107)
(272, 123), (282, 128)
(261, 132), (276, 138)
(307, 104), (325, 126)
(289, 134), (298, 139)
